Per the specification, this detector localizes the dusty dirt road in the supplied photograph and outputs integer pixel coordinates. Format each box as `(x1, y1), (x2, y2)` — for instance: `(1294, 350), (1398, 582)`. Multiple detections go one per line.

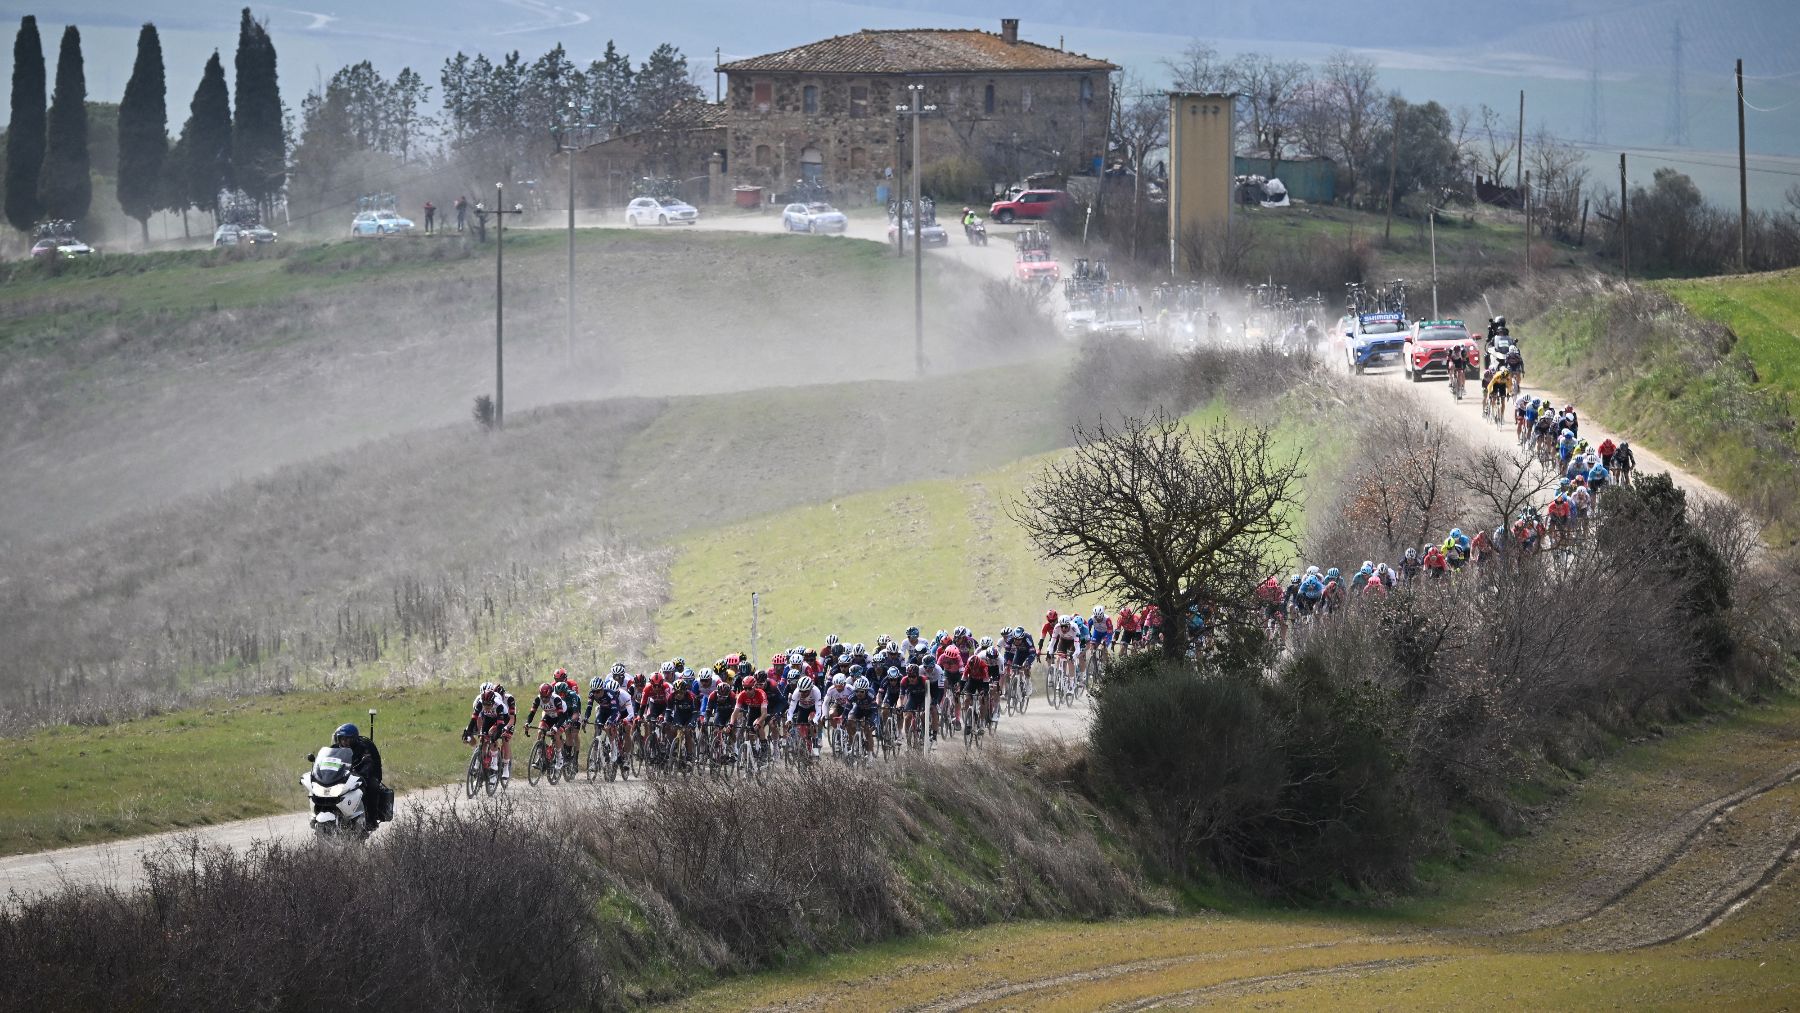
(0, 686), (1089, 899)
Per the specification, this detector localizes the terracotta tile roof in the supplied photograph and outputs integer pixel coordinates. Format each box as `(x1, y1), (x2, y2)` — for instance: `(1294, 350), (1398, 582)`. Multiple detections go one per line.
(657, 100), (727, 130)
(719, 29), (1116, 75)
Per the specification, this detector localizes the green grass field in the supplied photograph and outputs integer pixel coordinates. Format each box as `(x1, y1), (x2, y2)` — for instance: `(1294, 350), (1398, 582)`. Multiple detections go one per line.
(0, 687), (471, 855)
(1660, 268), (1800, 399)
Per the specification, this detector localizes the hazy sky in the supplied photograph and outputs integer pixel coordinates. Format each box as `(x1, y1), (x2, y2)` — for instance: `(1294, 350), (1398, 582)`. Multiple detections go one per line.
(2, 0), (1796, 204)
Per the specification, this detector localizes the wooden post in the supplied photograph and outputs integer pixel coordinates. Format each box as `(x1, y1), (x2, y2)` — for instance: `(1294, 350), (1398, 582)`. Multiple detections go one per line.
(1383, 100), (1401, 243)
(1524, 169), (1532, 269)
(1619, 153), (1630, 279)
(1578, 195), (1589, 247)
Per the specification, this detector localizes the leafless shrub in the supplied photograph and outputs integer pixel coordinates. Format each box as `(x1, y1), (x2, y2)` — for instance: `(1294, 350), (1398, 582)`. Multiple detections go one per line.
(0, 758), (1143, 1010)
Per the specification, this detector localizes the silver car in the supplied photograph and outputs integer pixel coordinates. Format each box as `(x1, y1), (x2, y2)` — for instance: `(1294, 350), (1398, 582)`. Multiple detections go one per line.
(782, 202), (848, 234)
(626, 197), (699, 226)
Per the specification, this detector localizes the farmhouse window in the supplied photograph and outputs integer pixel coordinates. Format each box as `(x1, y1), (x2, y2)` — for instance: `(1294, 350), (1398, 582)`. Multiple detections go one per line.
(754, 144), (772, 168)
(1080, 77), (1094, 103)
(850, 85), (869, 118)
(753, 81), (772, 114)
(803, 85), (818, 114)
(984, 83), (996, 114)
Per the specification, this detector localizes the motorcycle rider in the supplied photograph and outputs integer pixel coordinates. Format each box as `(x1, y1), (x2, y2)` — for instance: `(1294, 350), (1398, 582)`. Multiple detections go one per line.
(1486, 315), (1509, 348)
(331, 722), (385, 829)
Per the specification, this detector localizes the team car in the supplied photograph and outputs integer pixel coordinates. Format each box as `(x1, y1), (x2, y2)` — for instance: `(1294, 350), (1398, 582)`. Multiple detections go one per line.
(1342, 311), (1408, 374)
(887, 218), (948, 247)
(30, 237), (93, 258)
(1013, 249), (1061, 283)
(1402, 319), (1483, 382)
(351, 211), (415, 237)
(626, 197), (699, 226)
(781, 202), (848, 234)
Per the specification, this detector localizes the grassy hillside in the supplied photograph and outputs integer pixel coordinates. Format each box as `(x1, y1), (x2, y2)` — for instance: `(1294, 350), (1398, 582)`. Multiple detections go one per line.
(672, 693), (1800, 1011)
(0, 230), (998, 545)
(1524, 270), (1800, 541)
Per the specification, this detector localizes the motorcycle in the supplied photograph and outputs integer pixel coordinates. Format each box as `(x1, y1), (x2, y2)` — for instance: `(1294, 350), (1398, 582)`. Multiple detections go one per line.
(963, 217), (988, 246)
(301, 745), (372, 837)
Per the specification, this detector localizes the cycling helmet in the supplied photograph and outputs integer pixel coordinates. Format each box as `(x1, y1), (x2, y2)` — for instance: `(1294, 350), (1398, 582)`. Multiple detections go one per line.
(783, 666), (801, 680)
(1450, 528), (1463, 540)
(824, 634), (840, 647)
(1092, 605), (1105, 617)
(333, 723), (359, 744)
(1404, 548), (1418, 560)
(659, 661), (675, 675)
(1326, 567), (1341, 580)
(699, 670), (715, 683)
(849, 664), (865, 677)
(979, 636), (994, 650)
(602, 677), (617, 693)
(876, 634), (891, 648)
(737, 661), (754, 676)
(610, 662), (627, 677)
(553, 668), (566, 679)
(886, 666), (901, 678)
(673, 658), (686, 672)
(852, 642), (866, 655)
(1306, 565), (1321, 576)
(940, 645), (962, 660)
(803, 648), (818, 660)
(650, 672), (665, 686)
(1045, 610), (1058, 622)
(713, 659), (728, 676)
(906, 626), (921, 638)
(1288, 574), (1301, 585)
(743, 675), (759, 689)
(983, 647), (1000, 663)
(954, 626), (969, 638)
(796, 676), (815, 694)
(853, 676), (871, 692)
(481, 689), (498, 704)
(537, 683), (553, 698)
(832, 673), (849, 687)
(480, 681), (495, 694)
(587, 677), (603, 693)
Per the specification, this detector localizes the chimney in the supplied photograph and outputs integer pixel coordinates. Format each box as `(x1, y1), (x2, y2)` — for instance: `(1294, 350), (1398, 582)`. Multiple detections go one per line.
(1000, 18), (1019, 44)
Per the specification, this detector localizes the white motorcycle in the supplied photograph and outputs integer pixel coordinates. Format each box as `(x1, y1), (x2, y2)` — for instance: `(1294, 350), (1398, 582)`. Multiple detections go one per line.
(301, 745), (372, 837)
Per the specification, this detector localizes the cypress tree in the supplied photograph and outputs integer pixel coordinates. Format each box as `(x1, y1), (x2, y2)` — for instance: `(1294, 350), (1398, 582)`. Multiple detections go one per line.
(39, 25), (90, 222)
(231, 8), (284, 212)
(4, 16), (45, 232)
(183, 51), (232, 218)
(117, 23), (167, 245)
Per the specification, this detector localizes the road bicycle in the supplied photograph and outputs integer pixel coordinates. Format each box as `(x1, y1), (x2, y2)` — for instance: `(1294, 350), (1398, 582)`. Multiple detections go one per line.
(962, 691), (987, 750)
(465, 734), (504, 798)
(524, 723), (562, 786)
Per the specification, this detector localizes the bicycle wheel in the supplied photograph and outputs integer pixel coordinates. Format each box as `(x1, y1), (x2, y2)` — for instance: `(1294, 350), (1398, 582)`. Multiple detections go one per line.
(546, 739), (563, 785)
(1019, 674), (1031, 713)
(465, 747), (482, 799)
(484, 751), (501, 796)
(586, 736), (603, 781)
(527, 739), (547, 786)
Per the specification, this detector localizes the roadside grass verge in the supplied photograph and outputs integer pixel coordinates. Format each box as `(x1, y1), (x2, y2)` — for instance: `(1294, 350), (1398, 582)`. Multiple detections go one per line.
(670, 691), (1800, 1012)
(1513, 271), (1800, 542)
(0, 687), (469, 855)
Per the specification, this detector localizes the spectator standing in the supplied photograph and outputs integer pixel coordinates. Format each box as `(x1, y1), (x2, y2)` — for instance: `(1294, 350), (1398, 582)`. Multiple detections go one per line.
(423, 200), (436, 235)
(454, 195), (469, 232)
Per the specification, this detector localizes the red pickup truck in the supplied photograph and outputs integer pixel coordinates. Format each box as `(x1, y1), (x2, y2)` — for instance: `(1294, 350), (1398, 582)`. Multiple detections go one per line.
(1402, 319), (1482, 382)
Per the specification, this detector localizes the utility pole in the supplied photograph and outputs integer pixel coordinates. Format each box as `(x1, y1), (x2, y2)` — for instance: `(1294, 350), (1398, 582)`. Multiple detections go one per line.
(558, 103), (605, 368)
(1619, 153), (1630, 279)
(1429, 207), (1439, 318)
(1737, 58), (1749, 272)
(896, 83), (936, 376)
(1516, 90), (1525, 191)
(714, 47), (722, 104)
(1523, 169), (1532, 269)
(483, 183), (527, 430)
(1383, 99), (1401, 243)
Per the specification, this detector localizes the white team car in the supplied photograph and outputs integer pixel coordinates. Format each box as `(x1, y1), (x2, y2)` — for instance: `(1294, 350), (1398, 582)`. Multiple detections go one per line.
(351, 211), (414, 237)
(781, 202), (848, 234)
(625, 197), (699, 226)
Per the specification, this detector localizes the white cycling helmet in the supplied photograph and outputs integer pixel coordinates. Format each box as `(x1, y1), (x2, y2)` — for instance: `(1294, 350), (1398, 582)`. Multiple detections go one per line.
(832, 673), (849, 687)
(797, 676), (815, 694)
(480, 681), (495, 694)
(602, 677), (617, 693)
(610, 662), (627, 677)
(825, 634), (840, 647)
(589, 676), (604, 692)
(853, 676), (871, 692)
(1092, 605), (1105, 616)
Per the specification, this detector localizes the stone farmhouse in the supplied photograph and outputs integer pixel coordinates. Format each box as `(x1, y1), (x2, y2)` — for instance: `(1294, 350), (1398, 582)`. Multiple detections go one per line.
(717, 20), (1116, 196)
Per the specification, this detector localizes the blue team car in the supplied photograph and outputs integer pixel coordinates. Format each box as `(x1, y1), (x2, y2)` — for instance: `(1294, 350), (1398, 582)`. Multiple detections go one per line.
(1342, 311), (1409, 374)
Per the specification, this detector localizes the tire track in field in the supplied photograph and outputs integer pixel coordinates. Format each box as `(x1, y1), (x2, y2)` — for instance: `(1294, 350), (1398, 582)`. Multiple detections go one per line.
(1102, 957), (1446, 1010)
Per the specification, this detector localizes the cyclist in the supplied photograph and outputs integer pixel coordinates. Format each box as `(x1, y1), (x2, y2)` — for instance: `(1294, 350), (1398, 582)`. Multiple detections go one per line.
(587, 673), (636, 774)
(920, 651), (947, 744)
(524, 682), (570, 772)
(1398, 548), (1421, 584)
(552, 670), (583, 766)
(1443, 528), (1471, 573)
(1321, 568), (1345, 614)
(898, 663), (929, 744)
(878, 664), (904, 737)
(1422, 543), (1449, 580)
(463, 685), (515, 780)
(1447, 344), (1470, 396)
(1296, 566), (1326, 616)
(666, 675), (700, 762)
(1471, 527), (1496, 570)
(732, 676), (770, 747)
(1349, 562), (1373, 595)
(1256, 575), (1284, 628)
(1115, 605), (1140, 655)
(936, 642), (965, 728)
(900, 626), (931, 665)
(1003, 625), (1036, 696)
(847, 675), (880, 755)
(1488, 366), (1513, 412)
(787, 674), (823, 756)
(964, 646), (998, 729)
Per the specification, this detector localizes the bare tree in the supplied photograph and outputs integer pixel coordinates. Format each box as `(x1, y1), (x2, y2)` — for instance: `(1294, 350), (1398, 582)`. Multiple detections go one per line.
(1525, 125), (1589, 238)
(1475, 103), (1518, 186)
(1111, 73), (1170, 260)
(1455, 446), (1559, 526)
(1319, 51), (1383, 203)
(1009, 413), (1303, 661)
(1177, 217), (1257, 277)
(1166, 39), (1234, 93)
(1232, 54), (1312, 177)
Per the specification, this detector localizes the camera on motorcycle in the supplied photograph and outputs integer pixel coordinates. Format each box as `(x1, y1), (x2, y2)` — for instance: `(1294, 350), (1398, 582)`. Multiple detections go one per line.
(306, 753), (315, 762)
